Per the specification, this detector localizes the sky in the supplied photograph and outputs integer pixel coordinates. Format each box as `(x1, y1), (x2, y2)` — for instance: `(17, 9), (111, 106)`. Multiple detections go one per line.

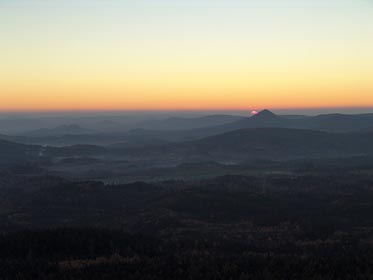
(0, 0), (373, 112)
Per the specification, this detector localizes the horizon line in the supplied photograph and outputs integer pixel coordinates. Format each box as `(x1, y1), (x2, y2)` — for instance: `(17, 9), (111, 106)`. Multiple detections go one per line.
(1, 105), (373, 114)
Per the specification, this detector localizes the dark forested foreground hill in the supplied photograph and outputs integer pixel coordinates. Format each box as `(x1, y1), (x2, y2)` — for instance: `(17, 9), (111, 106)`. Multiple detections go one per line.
(1, 227), (372, 280)
(1, 172), (373, 279)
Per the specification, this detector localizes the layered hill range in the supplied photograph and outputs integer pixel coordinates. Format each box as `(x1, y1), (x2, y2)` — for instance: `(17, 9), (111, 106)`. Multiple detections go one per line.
(25, 124), (93, 137)
(2, 109), (373, 146)
(1, 110), (373, 166)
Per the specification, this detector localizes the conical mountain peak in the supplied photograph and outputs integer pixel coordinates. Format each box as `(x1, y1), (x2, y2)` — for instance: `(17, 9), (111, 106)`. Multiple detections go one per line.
(252, 109), (277, 119)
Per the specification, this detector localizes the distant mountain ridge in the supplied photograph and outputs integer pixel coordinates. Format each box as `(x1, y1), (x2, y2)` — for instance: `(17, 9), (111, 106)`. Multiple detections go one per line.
(24, 124), (93, 137)
(1, 110), (373, 147)
(137, 114), (245, 130)
(211, 109), (373, 133)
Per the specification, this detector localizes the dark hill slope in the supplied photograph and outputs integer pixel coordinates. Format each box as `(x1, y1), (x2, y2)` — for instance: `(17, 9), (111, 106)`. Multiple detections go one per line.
(112, 128), (373, 163)
(0, 139), (40, 164)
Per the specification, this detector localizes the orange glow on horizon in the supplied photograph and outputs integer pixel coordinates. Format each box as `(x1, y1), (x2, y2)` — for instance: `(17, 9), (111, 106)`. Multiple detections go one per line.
(1, 90), (373, 112)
